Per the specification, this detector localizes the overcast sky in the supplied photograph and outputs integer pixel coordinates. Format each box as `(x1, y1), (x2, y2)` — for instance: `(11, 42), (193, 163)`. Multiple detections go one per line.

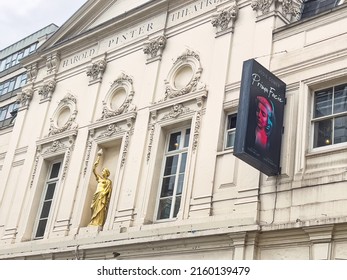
(0, 0), (88, 50)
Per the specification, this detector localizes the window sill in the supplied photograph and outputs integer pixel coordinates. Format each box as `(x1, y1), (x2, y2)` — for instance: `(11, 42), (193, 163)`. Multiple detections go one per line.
(216, 148), (234, 157)
(307, 142), (347, 158)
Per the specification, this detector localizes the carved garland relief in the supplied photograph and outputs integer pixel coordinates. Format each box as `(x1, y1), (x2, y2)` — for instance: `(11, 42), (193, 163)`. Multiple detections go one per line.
(147, 49), (208, 161)
(48, 93), (78, 136)
(164, 49), (205, 101)
(211, 2), (239, 33)
(99, 73), (137, 121)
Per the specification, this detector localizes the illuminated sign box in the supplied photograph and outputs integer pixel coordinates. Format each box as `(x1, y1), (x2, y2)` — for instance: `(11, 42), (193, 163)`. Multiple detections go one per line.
(233, 59), (286, 176)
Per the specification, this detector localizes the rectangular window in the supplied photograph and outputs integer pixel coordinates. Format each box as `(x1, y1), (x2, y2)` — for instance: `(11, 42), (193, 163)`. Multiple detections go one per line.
(34, 161), (62, 239)
(156, 128), (190, 220)
(225, 113), (237, 149)
(312, 83), (347, 148)
(0, 102), (18, 128)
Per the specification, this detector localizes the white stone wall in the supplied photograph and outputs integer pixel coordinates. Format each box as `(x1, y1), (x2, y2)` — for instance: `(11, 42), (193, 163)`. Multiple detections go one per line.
(0, 0), (347, 260)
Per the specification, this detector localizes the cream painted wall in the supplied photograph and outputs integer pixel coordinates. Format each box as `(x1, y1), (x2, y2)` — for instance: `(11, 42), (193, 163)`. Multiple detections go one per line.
(1, 0), (347, 260)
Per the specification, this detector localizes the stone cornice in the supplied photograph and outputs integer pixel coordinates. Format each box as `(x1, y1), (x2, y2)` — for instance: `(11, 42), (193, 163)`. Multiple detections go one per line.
(273, 3), (347, 41)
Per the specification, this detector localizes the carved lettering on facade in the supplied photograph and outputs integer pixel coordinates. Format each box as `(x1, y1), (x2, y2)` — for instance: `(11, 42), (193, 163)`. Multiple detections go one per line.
(106, 23), (155, 50)
(61, 48), (96, 69)
(169, 0), (227, 25)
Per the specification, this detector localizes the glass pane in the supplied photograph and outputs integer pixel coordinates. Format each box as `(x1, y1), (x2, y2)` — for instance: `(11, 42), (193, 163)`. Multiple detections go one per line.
(179, 153), (187, 173)
(35, 219), (47, 238)
(49, 162), (61, 179)
(334, 116), (347, 144)
(157, 198), (172, 220)
(173, 196), (181, 218)
(44, 183), (56, 200)
(226, 130), (235, 148)
(15, 75), (22, 89)
(0, 109), (7, 121)
(314, 119), (332, 147)
(314, 88), (332, 118)
(160, 176), (176, 197)
(8, 80), (15, 92)
(184, 128), (191, 147)
(227, 114), (237, 129)
(176, 174), (185, 195)
(334, 84), (347, 114)
(168, 132), (181, 151)
(5, 106), (12, 119)
(164, 155), (178, 176)
(40, 201), (52, 219)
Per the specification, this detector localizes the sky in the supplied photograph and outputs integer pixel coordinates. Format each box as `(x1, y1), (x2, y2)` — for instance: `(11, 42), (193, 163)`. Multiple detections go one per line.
(0, 0), (88, 50)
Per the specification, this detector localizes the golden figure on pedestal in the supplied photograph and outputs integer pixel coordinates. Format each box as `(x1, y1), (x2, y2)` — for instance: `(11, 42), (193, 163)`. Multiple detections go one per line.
(88, 150), (112, 228)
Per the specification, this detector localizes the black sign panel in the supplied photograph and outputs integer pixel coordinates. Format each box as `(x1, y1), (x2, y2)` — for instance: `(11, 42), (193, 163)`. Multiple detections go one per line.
(233, 59), (286, 176)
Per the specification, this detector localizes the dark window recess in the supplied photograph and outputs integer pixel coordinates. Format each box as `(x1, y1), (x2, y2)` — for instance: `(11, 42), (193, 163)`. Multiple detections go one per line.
(301, 0), (340, 19)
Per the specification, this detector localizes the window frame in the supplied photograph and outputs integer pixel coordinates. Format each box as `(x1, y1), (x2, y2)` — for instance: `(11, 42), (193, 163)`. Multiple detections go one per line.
(0, 102), (18, 128)
(154, 126), (191, 222)
(311, 83), (347, 150)
(33, 159), (62, 240)
(224, 112), (237, 150)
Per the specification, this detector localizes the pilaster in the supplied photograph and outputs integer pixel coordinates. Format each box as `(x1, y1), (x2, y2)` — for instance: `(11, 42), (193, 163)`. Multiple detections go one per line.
(189, 27), (233, 218)
(304, 225), (334, 260)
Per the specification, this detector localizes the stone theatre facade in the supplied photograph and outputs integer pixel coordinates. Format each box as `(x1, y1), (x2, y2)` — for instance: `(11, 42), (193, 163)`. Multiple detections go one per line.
(1, 0), (347, 260)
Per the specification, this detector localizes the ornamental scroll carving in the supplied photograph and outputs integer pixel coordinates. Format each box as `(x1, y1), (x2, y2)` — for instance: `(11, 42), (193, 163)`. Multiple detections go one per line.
(86, 58), (107, 84)
(163, 49), (205, 101)
(99, 73), (137, 120)
(38, 79), (56, 101)
(48, 93), (78, 136)
(46, 52), (60, 75)
(161, 104), (191, 120)
(251, 0), (302, 21)
(143, 36), (167, 62)
(211, 2), (238, 33)
(17, 88), (33, 109)
(26, 63), (38, 83)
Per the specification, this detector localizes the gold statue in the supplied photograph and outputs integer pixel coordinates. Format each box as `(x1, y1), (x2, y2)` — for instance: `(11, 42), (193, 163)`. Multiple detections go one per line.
(89, 150), (112, 228)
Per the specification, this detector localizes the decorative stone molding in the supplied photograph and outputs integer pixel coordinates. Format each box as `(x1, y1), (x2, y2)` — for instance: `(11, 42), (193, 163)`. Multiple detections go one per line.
(143, 35), (167, 63)
(211, 2), (238, 35)
(83, 135), (93, 177)
(192, 111), (202, 152)
(31, 131), (77, 189)
(86, 58), (107, 84)
(46, 52), (60, 75)
(38, 79), (56, 101)
(251, 0), (272, 14)
(42, 140), (67, 155)
(96, 124), (124, 140)
(281, 0), (302, 20)
(26, 63), (38, 83)
(163, 49), (205, 101)
(146, 123), (155, 162)
(251, 0), (302, 21)
(30, 152), (40, 188)
(99, 73), (137, 120)
(61, 144), (74, 181)
(161, 104), (191, 121)
(120, 131), (131, 167)
(48, 93), (78, 136)
(17, 88), (33, 109)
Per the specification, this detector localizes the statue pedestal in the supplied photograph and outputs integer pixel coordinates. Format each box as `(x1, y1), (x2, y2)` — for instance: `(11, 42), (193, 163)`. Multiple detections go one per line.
(78, 225), (102, 237)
